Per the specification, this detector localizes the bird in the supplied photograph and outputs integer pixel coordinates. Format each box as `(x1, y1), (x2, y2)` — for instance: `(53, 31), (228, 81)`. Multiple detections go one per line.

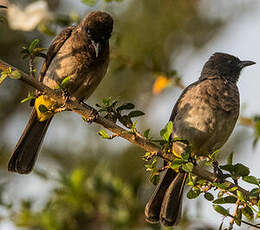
(145, 52), (255, 226)
(8, 11), (113, 174)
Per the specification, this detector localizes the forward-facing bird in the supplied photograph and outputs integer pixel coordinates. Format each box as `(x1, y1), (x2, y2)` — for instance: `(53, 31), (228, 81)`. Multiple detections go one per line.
(8, 11), (113, 174)
(145, 52), (255, 226)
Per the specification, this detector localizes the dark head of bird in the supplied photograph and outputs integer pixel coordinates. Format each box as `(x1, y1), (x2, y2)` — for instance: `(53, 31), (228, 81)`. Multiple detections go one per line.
(200, 52), (255, 83)
(80, 11), (113, 58)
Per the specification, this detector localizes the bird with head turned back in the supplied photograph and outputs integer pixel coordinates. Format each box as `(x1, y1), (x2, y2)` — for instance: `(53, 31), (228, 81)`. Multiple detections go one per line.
(8, 11), (113, 174)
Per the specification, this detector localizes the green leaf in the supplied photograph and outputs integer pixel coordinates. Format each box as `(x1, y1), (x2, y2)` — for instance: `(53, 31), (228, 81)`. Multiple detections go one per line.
(213, 196), (237, 204)
(250, 188), (260, 198)
(150, 172), (160, 185)
(70, 168), (85, 190)
(144, 164), (152, 171)
(160, 121), (173, 141)
(117, 103), (135, 111)
(103, 97), (111, 106)
(170, 158), (183, 170)
(218, 191), (224, 198)
(38, 104), (48, 113)
(187, 173), (195, 186)
(21, 94), (35, 103)
(119, 115), (132, 128)
(233, 163), (250, 177)
(219, 164), (234, 173)
(98, 130), (110, 139)
(213, 205), (229, 217)
(242, 205), (254, 220)
(28, 39), (39, 53)
(204, 192), (214, 201)
(229, 186), (238, 192)
(209, 150), (219, 161)
(182, 162), (193, 173)
(214, 181), (232, 190)
(143, 129), (150, 138)
(187, 188), (201, 199)
(236, 190), (245, 202)
(196, 179), (207, 185)
(227, 152), (233, 165)
(151, 158), (157, 168)
(128, 110), (145, 118)
(181, 151), (190, 161)
(61, 76), (71, 86)
(235, 208), (242, 226)
(131, 121), (137, 132)
(242, 175), (259, 186)
(142, 152), (152, 160)
(0, 73), (7, 85)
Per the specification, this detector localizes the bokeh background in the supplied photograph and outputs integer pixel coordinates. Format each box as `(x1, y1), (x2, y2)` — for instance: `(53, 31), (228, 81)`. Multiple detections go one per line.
(0, 0), (259, 229)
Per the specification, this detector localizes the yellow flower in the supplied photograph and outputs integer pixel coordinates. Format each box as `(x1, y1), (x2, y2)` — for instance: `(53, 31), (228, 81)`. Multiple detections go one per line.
(152, 75), (171, 95)
(34, 95), (57, 122)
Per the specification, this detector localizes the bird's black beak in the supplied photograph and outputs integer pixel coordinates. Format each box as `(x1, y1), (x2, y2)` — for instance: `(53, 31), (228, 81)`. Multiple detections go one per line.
(238, 60), (256, 69)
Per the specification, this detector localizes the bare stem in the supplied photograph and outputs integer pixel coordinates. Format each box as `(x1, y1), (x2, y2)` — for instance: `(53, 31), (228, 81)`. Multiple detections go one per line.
(29, 57), (36, 79)
(228, 199), (240, 230)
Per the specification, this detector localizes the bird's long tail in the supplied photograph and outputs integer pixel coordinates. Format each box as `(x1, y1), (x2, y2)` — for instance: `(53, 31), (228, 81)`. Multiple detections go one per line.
(145, 168), (187, 226)
(8, 109), (52, 174)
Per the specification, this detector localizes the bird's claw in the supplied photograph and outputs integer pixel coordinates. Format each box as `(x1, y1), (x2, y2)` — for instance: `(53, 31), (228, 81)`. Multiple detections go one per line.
(81, 102), (98, 123)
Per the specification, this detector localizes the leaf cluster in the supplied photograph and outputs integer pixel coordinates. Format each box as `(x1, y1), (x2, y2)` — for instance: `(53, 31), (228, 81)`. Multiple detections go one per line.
(8, 166), (142, 230)
(0, 67), (21, 85)
(96, 97), (145, 129)
(21, 39), (46, 60)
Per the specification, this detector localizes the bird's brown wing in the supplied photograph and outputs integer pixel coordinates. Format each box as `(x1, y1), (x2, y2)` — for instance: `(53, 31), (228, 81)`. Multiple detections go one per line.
(8, 26), (76, 174)
(39, 25), (76, 81)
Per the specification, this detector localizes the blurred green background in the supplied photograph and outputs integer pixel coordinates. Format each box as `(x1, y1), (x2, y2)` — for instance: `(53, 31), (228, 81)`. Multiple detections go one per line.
(0, 0), (259, 229)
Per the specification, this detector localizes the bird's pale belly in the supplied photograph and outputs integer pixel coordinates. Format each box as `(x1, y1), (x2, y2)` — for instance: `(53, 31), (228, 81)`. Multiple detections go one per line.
(172, 100), (238, 156)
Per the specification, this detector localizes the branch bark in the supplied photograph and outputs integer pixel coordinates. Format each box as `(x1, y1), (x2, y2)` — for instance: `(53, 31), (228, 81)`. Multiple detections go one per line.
(0, 59), (253, 201)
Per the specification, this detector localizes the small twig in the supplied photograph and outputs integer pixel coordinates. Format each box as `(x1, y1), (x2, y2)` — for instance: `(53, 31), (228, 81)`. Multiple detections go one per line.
(158, 165), (169, 173)
(29, 57), (36, 79)
(228, 199), (240, 230)
(227, 212), (260, 229)
(108, 134), (118, 139)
